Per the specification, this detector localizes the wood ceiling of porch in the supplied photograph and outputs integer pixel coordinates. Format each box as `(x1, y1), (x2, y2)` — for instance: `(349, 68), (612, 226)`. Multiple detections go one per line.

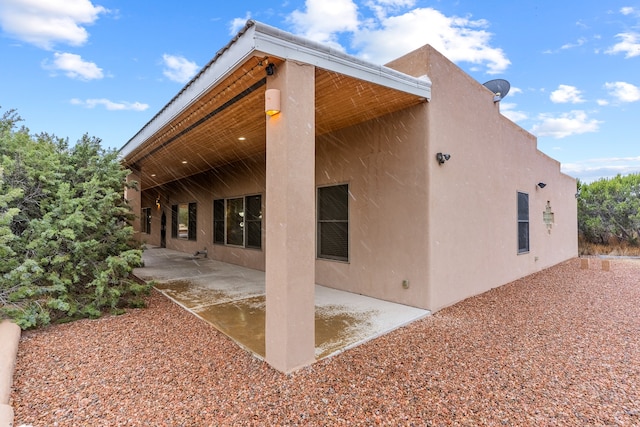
(125, 56), (426, 190)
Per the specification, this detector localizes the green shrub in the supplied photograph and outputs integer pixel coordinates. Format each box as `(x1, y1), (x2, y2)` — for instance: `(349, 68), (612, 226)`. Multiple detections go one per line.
(0, 107), (150, 328)
(577, 174), (640, 247)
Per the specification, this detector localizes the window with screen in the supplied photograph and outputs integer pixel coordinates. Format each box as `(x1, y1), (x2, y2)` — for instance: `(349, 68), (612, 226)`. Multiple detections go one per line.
(517, 191), (529, 253)
(317, 184), (349, 261)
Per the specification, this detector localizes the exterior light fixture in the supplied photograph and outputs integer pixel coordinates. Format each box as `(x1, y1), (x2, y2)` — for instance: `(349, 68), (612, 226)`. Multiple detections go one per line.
(265, 63), (275, 76)
(265, 89), (281, 116)
(537, 182), (547, 189)
(436, 152), (451, 165)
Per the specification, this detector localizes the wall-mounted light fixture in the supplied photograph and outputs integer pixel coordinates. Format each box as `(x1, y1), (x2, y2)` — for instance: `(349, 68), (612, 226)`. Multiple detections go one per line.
(537, 182), (547, 189)
(265, 88), (281, 116)
(265, 63), (275, 76)
(436, 152), (451, 165)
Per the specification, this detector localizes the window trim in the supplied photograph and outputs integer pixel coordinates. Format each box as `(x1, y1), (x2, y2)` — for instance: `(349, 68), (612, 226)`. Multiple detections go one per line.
(317, 183), (349, 262)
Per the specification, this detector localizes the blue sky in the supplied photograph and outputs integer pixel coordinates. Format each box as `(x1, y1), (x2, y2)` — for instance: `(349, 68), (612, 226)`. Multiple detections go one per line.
(0, 0), (638, 182)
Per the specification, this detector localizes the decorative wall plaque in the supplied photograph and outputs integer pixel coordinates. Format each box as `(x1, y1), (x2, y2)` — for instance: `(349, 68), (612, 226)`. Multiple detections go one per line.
(543, 201), (554, 234)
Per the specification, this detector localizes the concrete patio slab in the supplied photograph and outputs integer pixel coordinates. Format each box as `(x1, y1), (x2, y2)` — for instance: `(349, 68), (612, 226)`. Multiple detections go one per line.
(134, 247), (429, 361)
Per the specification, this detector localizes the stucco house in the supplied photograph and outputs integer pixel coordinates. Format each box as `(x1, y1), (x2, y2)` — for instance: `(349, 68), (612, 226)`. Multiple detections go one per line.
(120, 20), (577, 372)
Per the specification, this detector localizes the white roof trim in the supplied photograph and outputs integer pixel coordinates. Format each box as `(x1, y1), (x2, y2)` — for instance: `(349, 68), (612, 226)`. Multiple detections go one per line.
(120, 20), (432, 160)
(251, 21), (431, 98)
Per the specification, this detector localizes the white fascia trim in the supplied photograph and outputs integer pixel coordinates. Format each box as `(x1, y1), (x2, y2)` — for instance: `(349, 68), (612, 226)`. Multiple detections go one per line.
(251, 21), (432, 100)
(119, 26), (260, 160)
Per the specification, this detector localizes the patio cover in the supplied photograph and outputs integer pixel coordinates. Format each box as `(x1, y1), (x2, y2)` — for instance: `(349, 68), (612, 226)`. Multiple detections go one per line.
(119, 20), (432, 373)
(119, 20), (431, 189)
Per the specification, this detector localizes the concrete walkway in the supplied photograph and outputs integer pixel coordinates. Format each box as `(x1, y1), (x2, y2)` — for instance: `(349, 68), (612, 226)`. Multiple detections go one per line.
(134, 247), (429, 361)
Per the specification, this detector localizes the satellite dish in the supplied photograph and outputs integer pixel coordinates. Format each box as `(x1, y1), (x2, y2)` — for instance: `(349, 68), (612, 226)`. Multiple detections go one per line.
(483, 79), (510, 102)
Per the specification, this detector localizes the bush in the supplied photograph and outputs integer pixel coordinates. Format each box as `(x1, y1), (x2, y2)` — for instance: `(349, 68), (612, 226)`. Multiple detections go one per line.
(0, 108), (150, 328)
(577, 174), (640, 247)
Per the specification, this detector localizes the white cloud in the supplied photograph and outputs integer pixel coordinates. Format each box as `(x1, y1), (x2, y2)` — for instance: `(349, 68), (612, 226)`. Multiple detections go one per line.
(286, 1), (510, 74)
(508, 86), (523, 96)
(229, 13), (251, 35)
(562, 156), (640, 182)
(499, 103), (528, 122)
(604, 81), (640, 103)
(550, 85), (585, 104)
(606, 32), (640, 58)
(162, 54), (200, 84)
(288, 0), (359, 51)
(44, 52), (103, 80)
(0, 0), (107, 50)
(560, 37), (587, 50)
(620, 6), (639, 16)
(357, 8), (509, 73)
(531, 110), (602, 139)
(70, 98), (148, 111)
(365, 0), (416, 21)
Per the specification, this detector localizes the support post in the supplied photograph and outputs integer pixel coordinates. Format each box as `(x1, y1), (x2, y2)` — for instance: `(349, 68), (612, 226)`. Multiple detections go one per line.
(125, 169), (142, 237)
(265, 60), (316, 372)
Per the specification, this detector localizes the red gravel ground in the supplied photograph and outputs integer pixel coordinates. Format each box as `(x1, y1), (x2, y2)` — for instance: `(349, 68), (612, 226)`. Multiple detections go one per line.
(10, 258), (640, 426)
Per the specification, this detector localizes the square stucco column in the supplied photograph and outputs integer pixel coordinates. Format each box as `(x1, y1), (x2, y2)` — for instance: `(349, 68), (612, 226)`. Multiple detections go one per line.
(265, 60), (316, 373)
(125, 170), (141, 236)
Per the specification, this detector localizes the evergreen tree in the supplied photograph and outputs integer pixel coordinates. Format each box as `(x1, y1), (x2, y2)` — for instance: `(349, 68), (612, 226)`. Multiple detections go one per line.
(577, 173), (640, 246)
(0, 108), (149, 328)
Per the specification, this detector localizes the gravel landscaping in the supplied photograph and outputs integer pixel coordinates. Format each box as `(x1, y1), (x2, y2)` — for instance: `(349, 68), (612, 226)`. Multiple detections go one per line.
(10, 258), (640, 426)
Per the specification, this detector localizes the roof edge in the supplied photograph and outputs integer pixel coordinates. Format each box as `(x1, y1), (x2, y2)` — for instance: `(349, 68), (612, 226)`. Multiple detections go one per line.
(120, 20), (432, 160)
(250, 20), (432, 94)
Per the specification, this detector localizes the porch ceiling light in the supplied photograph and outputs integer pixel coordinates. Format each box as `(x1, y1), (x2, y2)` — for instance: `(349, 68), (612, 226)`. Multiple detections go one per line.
(265, 89), (281, 116)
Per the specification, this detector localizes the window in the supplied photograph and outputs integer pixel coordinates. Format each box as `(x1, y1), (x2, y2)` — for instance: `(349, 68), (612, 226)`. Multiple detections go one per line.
(226, 198), (244, 246)
(317, 184), (349, 261)
(213, 195), (262, 249)
(213, 199), (225, 244)
(517, 192), (529, 253)
(171, 202), (197, 241)
(188, 202), (197, 240)
(141, 207), (151, 234)
(245, 195), (262, 249)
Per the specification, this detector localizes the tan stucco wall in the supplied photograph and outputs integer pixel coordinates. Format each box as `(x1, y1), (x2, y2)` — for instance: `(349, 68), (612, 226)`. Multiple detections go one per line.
(139, 104), (433, 310)
(140, 155), (266, 270)
(125, 169), (142, 239)
(314, 106), (431, 309)
(135, 45), (577, 314)
(387, 45), (578, 311)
